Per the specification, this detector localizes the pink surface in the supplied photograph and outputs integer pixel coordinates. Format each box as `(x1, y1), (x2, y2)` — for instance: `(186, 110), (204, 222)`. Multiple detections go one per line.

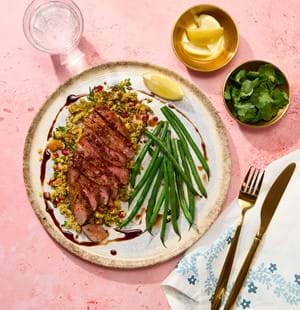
(1, 0), (300, 309)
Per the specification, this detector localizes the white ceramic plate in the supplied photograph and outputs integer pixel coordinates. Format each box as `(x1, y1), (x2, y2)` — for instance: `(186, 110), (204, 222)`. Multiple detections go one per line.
(23, 61), (231, 268)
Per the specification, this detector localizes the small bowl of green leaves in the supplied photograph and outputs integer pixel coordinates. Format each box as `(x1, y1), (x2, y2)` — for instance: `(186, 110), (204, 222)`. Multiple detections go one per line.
(223, 60), (290, 127)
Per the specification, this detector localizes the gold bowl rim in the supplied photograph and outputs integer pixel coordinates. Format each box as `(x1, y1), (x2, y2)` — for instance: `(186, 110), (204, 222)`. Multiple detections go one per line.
(223, 59), (291, 128)
(171, 4), (239, 72)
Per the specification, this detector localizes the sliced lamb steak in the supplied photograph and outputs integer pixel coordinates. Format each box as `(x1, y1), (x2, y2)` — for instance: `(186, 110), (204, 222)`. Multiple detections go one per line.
(67, 167), (91, 225)
(67, 106), (135, 242)
(71, 152), (121, 188)
(77, 134), (128, 167)
(94, 105), (130, 139)
(85, 112), (135, 159)
(82, 224), (108, 242)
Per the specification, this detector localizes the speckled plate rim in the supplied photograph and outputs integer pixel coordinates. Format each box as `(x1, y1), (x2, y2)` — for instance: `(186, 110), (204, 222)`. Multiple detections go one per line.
(23, 61), (231, 268)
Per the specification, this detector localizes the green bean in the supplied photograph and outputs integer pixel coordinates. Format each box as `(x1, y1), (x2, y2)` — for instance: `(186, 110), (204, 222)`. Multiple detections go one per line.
(172, 139), (193, 225)
(180, 137), (207, 198)
(170, 138), (180, 219)
(130, 121), (164, 187)
(166, 133), (180, 238)
(129, 122), (168, 204)
(129, 155), (162, 204)
(120, 156), (164, 228)
(160, 197), (169, 247)
(160, 159), (169, 247)
(146, 167), (164, 228)
(148, 147), (154, 157)
(161, 106), (210, 178)
(178, 139), (195, 224)
(144, 130), (198, 196)
(146, 190), (166, 232)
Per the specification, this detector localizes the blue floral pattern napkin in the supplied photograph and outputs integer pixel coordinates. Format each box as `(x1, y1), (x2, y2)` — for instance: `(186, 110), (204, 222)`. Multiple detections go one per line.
(162, 150), (300, 309)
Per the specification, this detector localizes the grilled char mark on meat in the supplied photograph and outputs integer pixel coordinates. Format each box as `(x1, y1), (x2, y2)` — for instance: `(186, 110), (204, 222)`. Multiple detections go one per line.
(77, 133), (129, 167)
(85, 112), (135, 160)
(73, 153), (119, 199)
(73, 151), (129, 185)
(71, 152), (121, 190)
(94, 105), (130, 139)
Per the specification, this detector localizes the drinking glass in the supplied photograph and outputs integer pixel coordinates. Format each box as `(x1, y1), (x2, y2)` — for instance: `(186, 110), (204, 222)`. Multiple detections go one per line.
(23, 0), (84, 55)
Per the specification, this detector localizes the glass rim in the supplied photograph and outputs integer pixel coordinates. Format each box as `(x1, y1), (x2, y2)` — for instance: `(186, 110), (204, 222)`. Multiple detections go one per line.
(23, 0), (84, 54)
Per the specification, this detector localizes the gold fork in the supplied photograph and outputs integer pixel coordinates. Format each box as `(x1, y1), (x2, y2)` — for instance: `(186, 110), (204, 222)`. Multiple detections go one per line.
(211, 167), (265, 310)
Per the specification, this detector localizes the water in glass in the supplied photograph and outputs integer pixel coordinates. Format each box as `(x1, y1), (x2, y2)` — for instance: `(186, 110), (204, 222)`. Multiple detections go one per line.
(24, 0), (84, 54)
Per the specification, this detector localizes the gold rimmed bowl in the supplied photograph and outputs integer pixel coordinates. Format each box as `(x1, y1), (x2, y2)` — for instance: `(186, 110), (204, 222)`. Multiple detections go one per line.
(223, 60), (290, 128)
(172, 4), (239, 72)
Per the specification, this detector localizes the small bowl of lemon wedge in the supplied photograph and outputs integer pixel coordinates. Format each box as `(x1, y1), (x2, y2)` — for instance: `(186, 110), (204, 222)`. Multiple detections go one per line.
(172, 5), (239, 72)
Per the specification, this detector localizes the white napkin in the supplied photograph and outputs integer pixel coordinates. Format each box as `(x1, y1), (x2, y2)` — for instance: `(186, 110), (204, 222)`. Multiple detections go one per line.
(162, 150), (300, 310)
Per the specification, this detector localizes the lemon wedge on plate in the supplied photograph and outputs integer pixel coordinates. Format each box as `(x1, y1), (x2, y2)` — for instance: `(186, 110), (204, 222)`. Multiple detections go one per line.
(186, 27), (224, 44)
(143, 73), (184, 101)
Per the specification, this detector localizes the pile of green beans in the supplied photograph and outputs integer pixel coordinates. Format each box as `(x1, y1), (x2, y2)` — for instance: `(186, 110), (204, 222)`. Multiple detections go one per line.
(120, 106), (209, 245)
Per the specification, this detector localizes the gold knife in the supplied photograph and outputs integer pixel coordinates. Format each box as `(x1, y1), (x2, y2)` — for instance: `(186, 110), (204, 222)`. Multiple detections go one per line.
(223, 162), (296, 310)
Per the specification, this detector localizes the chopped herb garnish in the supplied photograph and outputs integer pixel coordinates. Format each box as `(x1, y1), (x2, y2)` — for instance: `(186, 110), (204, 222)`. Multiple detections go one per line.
(56, 126), (66, 133)
(225, 63), (288, 123)
(53, 126), (66, 139)
(69, 143), (77, 152)
(112, 78), (131, 91)
(87, 86), (95, 102)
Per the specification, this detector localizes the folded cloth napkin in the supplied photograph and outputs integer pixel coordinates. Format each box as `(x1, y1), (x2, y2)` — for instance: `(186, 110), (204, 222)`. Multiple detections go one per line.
(162, 150), (300, 310)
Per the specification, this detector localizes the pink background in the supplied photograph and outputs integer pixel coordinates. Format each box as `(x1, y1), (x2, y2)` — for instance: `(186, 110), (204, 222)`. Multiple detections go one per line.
(1, 0), (300, 309)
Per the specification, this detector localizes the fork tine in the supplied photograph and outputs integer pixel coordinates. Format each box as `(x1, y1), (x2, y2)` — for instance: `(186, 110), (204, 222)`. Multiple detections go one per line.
(247, 168), (257, 193)
(245, 167), (257, 193)
(249, 169), (260, 194)
(254, 170), (265, 196)
(241, 167), (252, 192)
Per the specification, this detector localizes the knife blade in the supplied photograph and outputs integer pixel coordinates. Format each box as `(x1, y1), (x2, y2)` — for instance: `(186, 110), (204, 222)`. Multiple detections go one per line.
(223, 162), (296, 310)
(258, 162), (296, 236)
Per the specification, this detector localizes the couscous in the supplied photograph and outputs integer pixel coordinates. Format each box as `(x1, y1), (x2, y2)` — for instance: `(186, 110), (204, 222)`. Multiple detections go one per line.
(45, 80), (152, 232)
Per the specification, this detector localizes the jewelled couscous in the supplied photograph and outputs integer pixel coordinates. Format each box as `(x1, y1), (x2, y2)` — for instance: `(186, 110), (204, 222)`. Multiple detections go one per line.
(45, 80), (153, 241)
